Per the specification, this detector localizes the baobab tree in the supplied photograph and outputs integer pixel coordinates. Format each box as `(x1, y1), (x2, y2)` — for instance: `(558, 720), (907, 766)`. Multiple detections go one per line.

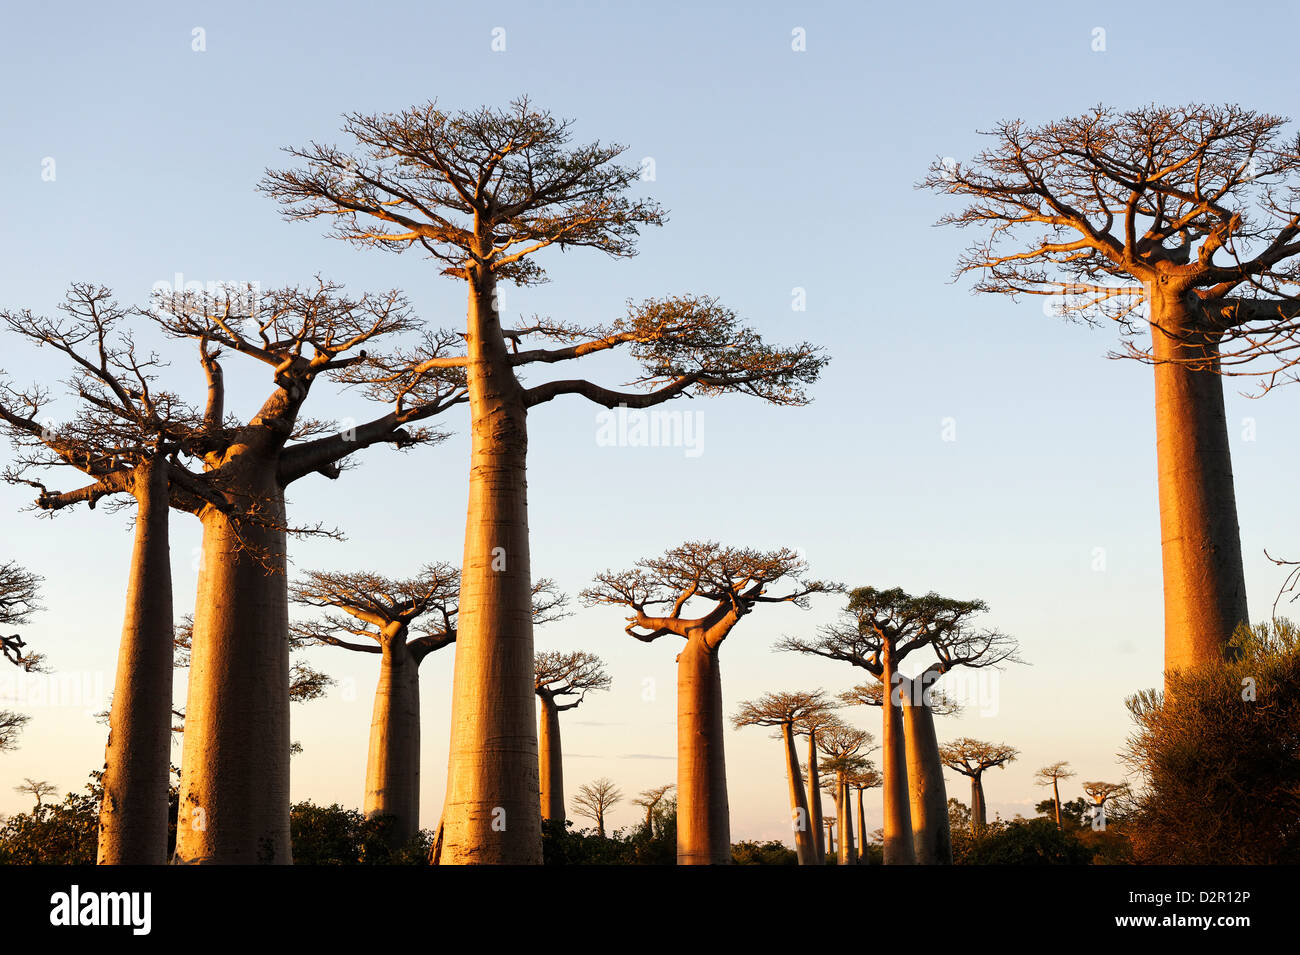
(583, 542), (840, 864)
(289, 564), (460, 845)
(148, 280), (463, 864)
(0, 712), (28, 752)
(818, 723), (875, 866)
(265, 100), (829, 864)
(926, 104), (1300, 675)
(838, 677), (968, 865)
(778, 587), (1017, 864)
(0, 285), (208, 865)
(1082, 781), (1129, 829)
(632, 783), (675, 833)
(939, 738), (1019, 834)
(794, 705), (842, 864)
(535, 650), (610, 824)
(1035, 761), (1076, 830)
(14, 778), (57, 810)
(846, 762), (883, 864)
(571, 778), (623, 838)
(731, 689), (834, 865)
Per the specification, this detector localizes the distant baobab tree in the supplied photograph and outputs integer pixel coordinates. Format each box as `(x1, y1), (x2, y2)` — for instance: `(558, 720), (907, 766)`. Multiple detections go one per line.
(14, 778), (57, 810)
(0, 285), (211, 865)
(633, 783), (675, 833)
(939, 738), (1019, 834)
(1082, 781), (1129, 828)
(584, 541), (841, 864)
(147, 280), (464, 865)
(290, 564), (461, 846)
(927, 104), (1300, 676)
(794, 705), (842, 864)
(1035, 762), (1076, 830)
(572, 778), (623, 838)
(818, 724), (875, 866)
(823, 814), (836, 857)
(265, 99), (829, 865)
(779, 587), (1018, 864)
(846, 763), (883, 864)
(535, 650), (611, 824)
(731, 690), (834, 865)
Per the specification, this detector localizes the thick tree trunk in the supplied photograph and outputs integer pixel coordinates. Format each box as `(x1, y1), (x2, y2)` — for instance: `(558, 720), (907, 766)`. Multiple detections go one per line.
(538, 692), (565, 823)
(825, 818), (835, 856)
(676, 633), (730, 864)
(901, 681), (952, 865)
(880, 655), (915, 864)
(364, 639), (421, 846)
(781, 723), (816, 864)
(1052, 779), (1062, 830)
(856, 788), (867, 863)
(438, 274), (541, 865)
(807, 734), (825, 864)
(1150, 292), (1248, 678)
(174, 489), (291, 864)
(837, 773), (856, 865)
(97, 459), (174, 865)
(971, 775), (986, 835)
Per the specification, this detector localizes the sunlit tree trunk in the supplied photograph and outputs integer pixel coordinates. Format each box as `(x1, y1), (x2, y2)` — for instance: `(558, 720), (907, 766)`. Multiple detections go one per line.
(538, 691), (565, 823)
(970, 774), (986, 835)
(439, 272), (540, 865)
(807, 735), (825, 863)
(365, 637), (421, 845)
(676, 633), (730, 864)
(855, 787), (867, 863)
(837, 773), (856, 865)
(1151, 291), (1248, 678)
(880, 652), (915, 864)
(781, 723), (816, 864)
(901, 682), (951, 865)
(97, 459), (173, 865)
(175, 484), (291, 864)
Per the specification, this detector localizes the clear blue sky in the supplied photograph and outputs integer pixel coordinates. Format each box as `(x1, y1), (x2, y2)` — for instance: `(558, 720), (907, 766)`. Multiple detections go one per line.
(2, 0), (1298, 840)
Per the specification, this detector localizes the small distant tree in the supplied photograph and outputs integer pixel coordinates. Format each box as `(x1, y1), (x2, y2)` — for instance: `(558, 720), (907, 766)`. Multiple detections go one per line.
(731, 689), (834, 865)
(572, 778), (623, 838)
(1035, 761), (1076, 830)
(535, 650), (611, 823)
(939, 738), (1019, 834)
(584, 541), (841, 864)
(845, 762), (883, 864)
(632, 784), (675, 834)
(290, 564), (462, 845)
(1081, 781), (1129, 830)
(818, 724), (875, 866)
(793, 705), (843, 864)
(14, 778), (57, 810)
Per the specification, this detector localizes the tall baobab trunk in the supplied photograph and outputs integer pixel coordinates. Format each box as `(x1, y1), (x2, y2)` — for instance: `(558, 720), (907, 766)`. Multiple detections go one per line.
(825, 816), (835, 856)
(880, 653), (915, 864)
(676, 633), (730, 864)
(855, 787), (867, 863)
(538, 692), (565, 823)
(837, 774), (856, 865)
(174, 486), (291, 864)
(1151, 292), (1248, 677)
(781, 723), (816, 865)
(807, 734), (825, 864)
(1052, 778), (1063, 830)
(97, 459), (174, 865)
(970, 774), (986, 835)
(365, 638), (421, 845)
(439, 273), (540, 865)
(901, 682), (952, 864)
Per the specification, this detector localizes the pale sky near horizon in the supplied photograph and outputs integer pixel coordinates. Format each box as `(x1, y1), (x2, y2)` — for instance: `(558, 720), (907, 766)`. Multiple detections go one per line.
(3, 0), (1300, 844)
